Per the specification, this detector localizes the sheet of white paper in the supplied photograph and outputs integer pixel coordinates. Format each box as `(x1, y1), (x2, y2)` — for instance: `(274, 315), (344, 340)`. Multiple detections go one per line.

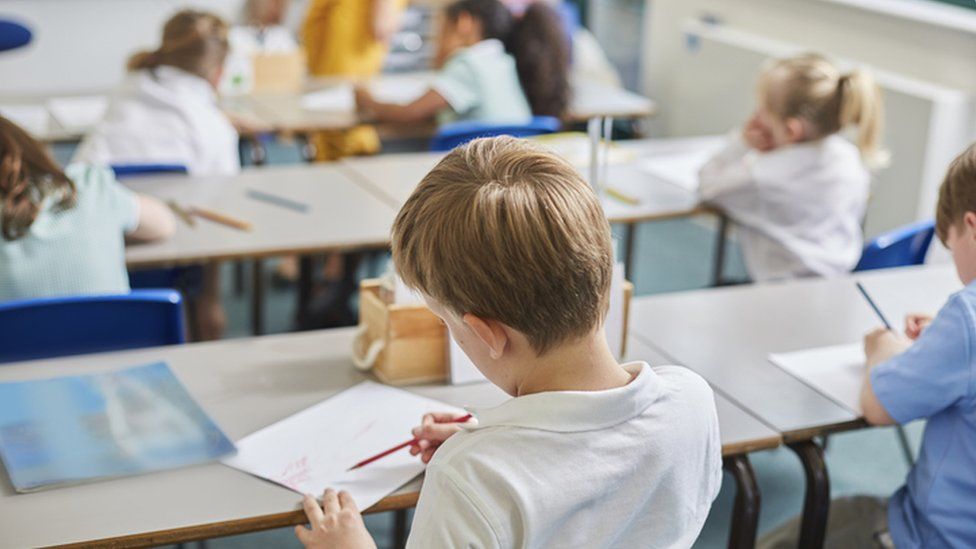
(0, 104), (50, 136)
(222, 381), (465, 509)
(449, 335), (484, 385)
(534, 133), (635, 168)
(605, 263), (626, 360)
(769, 343), (865, 414)
(634, 147), (720, 192)
(301, 85), (355, 112)
(46, 96), (108, 129)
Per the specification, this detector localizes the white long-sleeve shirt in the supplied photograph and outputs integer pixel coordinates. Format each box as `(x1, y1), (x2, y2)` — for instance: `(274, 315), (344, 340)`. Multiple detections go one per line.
(406, 363), (722, 549)
(74, 66), (240, 176)
(698, 133), (870, 282)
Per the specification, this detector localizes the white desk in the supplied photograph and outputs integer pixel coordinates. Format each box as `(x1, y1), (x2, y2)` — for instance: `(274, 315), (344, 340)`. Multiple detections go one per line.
(628, 263), (961, 547)
(0, 328), (777, 548)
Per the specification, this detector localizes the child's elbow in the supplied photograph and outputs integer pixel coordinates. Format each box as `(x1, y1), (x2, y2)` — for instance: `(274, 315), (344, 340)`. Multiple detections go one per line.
(860, 392), (896, 426)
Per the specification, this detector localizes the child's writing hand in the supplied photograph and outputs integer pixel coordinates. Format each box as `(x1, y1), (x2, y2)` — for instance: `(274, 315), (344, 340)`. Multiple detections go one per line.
(295, 489), (376, 549)
(409, 412), (467, 464)
(354, 87), (376, 114)
(743, 113), (775, 152)
(904, 313), (934, 340)
(864, 328), (912, 368)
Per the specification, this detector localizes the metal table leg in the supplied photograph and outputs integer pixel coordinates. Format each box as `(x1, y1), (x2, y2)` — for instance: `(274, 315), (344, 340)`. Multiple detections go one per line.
(711, 213), (730, 287)
(251, 259), (265, 336)
(789, 440), (830, 549)
(724, 454), (761, 549)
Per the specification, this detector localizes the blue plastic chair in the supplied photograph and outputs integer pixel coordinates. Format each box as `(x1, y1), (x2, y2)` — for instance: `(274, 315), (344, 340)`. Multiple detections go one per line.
(854, 219), (936, 272)
(430, 116), (562, 152)
(0, 19), (31, 53)
(110, 163), (188, 179)
(0, 290), (185, 363)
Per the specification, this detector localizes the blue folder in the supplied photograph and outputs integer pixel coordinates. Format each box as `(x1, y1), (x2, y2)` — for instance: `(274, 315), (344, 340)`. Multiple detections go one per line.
(0, 362), (236, 492)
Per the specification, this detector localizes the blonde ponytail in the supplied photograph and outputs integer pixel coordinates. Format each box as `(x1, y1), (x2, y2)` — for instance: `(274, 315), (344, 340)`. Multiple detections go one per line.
(760, 53), (887, 167)
(838, 69), (886, 167)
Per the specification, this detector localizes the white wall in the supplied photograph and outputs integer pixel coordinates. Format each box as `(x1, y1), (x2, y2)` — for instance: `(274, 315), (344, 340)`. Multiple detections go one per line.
(0, 0), (248, 95)
(643, 0), (976, 136)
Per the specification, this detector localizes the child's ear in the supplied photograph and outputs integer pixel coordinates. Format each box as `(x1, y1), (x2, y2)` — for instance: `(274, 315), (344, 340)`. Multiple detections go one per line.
(963, 212), (976, 239)
(785, 117), (806, 143)
(462, 313), (509, 360)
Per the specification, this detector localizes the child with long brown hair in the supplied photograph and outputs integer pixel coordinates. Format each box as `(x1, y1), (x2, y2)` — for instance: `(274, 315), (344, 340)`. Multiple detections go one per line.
(354, 0), (569, 124)
(698, 53), (885, 282)
(0, 116), (174, 300)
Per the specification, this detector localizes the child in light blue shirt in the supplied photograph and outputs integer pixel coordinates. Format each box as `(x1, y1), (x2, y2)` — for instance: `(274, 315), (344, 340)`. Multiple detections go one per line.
(354, 0), (568, 125)
(860, 143), (976, 548)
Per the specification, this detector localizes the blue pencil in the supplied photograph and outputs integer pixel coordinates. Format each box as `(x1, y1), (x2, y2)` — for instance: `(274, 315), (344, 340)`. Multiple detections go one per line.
(246, 189), (309, 213)
(855, 282), (892, 330)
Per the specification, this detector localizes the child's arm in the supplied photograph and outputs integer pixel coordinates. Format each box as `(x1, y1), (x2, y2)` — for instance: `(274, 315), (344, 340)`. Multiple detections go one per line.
(697, 132), (756, 202)
(294, 489), (376, 549)
(355, 87), (449, 124)
(905, 313), (934, 340)
(859, 296), (974, 426)
(127, 195), (177, 242)
(860, 328), (911, 425)
(371, 0), (402, 44)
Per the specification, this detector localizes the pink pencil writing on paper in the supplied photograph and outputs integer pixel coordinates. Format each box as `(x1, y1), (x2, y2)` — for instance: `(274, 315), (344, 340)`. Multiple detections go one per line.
(347, 413), (473, 471)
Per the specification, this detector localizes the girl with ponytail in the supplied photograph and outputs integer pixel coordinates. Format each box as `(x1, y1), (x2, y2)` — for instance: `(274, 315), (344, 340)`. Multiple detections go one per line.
(73, 9), (238, 340)
(355, 0), (569, 124)
(698, 53), (885, 282)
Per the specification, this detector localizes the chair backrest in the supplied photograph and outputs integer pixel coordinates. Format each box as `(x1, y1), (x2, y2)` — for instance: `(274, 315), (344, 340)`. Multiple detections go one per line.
(854, 219), (936, 272)
(110, 163), (188, 179)
(0, 290), (186, 363)
(430, 116), (562, 152)
(0, 19), (31, 53)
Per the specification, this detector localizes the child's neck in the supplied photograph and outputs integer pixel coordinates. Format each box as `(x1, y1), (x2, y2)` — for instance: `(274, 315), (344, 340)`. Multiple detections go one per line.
(513, 333), (634, 397)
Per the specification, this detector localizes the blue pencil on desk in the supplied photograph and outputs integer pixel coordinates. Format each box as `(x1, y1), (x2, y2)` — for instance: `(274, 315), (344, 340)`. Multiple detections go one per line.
(246, 189), (309, 213)
(855, 281), (892, 330)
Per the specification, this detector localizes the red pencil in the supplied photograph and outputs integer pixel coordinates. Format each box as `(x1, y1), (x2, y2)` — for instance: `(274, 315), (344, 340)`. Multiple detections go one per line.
(347, 414), (473, 471)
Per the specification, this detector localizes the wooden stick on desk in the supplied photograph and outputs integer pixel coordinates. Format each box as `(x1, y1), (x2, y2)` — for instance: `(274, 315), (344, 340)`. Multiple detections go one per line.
(192, 206), (253, 232)
(167, 200), (197, 227)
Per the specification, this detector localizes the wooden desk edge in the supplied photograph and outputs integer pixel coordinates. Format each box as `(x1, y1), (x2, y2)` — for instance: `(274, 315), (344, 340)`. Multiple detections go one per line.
(43, 491), (420, 549)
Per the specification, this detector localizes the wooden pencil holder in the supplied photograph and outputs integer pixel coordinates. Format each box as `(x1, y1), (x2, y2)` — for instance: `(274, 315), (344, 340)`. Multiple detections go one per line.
(352, 279), (635, 386)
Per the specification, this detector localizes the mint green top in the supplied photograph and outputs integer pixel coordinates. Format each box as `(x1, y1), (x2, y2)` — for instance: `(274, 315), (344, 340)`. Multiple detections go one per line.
(0, 164), (138, 301)
(433, 39), (532, 125)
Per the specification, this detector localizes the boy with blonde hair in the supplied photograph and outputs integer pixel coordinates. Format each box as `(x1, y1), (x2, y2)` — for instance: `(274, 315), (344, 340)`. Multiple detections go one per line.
(295, 137), (722, 548)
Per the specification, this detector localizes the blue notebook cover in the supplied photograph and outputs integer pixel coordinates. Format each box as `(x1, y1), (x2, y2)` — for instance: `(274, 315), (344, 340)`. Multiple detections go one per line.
(0, 362), (236, 492)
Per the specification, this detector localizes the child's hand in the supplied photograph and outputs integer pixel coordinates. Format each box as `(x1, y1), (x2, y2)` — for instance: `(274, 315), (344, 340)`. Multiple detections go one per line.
(294, 489), (376, 549)
(354, 87), (376, 114)
(409, 412), (466, 464)
(904, 313), (934, 340)
(864, 328), (911, 368)
(742, 113), (775, 152)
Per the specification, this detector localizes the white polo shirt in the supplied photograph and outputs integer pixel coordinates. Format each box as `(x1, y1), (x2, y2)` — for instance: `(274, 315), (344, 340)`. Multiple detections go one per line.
(406, 363), (722, 548)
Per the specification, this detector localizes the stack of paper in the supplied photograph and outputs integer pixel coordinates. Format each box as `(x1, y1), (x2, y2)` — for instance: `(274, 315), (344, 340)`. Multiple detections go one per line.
(768, 343), (865, 414)
(0, 362), (236, 492)
(223, 382), (465, 509)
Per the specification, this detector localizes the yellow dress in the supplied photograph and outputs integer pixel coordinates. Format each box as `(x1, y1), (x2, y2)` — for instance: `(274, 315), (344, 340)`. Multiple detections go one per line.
(303, 0), (407, 160)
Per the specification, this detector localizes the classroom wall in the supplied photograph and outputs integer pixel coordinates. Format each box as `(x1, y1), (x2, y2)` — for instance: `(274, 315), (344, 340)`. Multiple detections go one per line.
(642, 0), (976, 134)
(0, 0), (249, 95)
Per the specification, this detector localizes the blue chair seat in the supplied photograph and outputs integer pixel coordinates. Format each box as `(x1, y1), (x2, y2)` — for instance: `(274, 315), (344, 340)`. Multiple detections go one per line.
(110, 163), (188, 179)
(430, 116), (562, 152)
(0, 290), (185, 363)
(854, 219), (936, 272)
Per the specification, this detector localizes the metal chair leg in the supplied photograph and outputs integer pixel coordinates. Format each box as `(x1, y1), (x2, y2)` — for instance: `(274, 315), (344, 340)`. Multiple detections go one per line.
(789, 440), (830, 549)
(895, 425), (915, 466)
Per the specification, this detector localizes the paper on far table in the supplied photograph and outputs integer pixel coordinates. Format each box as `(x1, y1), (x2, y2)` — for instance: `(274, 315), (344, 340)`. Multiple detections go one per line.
(634, 146), (721, 192)
(0, 104), (49, 136)
(301, 77), (429, 112)
(46, 96), (108, 129)
(769, 343), (865, 414)
(222, 381), (465, 510)
(301, 85), (355, 112)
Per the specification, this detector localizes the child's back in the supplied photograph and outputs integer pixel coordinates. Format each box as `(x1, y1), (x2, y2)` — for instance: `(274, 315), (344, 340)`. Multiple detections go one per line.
(73, 10), (239, 176)
(700, 133), (869, 281)
(408, 365), (721, 547)
(698, 53), (883, 282)
(433, 38), (531, 125)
